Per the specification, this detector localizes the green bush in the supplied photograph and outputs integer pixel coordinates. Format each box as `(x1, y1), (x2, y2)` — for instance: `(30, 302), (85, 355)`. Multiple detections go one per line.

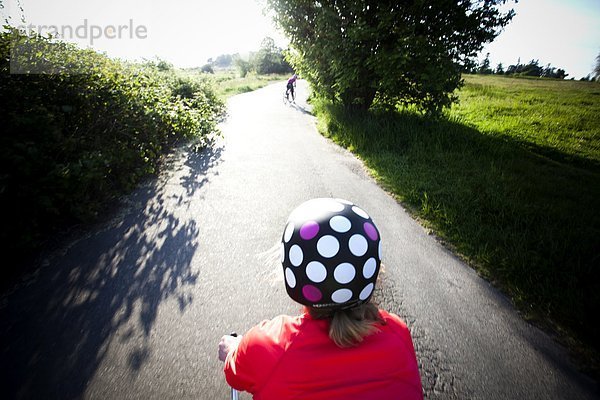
(0, 28), (225, 276)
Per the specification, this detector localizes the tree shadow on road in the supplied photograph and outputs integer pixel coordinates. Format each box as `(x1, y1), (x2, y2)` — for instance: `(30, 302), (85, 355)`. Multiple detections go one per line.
(0, 142), (223, 399)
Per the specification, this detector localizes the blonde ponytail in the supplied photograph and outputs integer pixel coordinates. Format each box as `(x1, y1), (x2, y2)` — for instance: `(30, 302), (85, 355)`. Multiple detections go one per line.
(307, 303), (385, 348)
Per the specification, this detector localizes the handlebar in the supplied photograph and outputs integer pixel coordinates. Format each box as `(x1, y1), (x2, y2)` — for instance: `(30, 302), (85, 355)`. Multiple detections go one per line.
(229, 333), (239, 400)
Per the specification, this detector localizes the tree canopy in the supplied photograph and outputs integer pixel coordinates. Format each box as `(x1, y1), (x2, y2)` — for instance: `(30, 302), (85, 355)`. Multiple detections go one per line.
(252, 37), (294, 75)
(267, 0), (514, 112)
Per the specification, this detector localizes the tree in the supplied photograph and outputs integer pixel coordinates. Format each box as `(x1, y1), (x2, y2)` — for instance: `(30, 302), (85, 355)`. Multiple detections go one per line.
(554, 68), (568, 80)
(200, 63), (214, 73)
(233, 55), (251, 77)
(478, 53), (493, 74)
(156, 59), (173, 71)
(506, 59), (568, 79)
(251, 37), (293, 74)
(594, 53), (600, 82)
(267, 0), (515, 112)
(495, 63), (504, 74)
(214, 54), (233, 68)
(521, 59), (542, 76)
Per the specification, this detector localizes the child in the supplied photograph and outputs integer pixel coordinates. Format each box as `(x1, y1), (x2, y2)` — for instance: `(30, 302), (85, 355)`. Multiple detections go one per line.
(218, 198), (423, 399)
(286, 73), (297, 101)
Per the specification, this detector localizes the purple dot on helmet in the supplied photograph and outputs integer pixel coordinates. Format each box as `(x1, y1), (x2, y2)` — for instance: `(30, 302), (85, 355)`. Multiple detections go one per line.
(302, 285), (322, 303)
(300, 221), (320, 240)
(363, 222), (378, 241)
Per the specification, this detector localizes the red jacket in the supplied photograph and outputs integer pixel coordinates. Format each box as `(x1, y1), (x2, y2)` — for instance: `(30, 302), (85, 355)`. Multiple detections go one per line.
(224, 310), (423, 399)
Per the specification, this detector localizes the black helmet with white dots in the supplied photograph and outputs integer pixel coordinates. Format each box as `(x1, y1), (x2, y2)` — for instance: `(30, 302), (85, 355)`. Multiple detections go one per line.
(281, 198), (382, 310)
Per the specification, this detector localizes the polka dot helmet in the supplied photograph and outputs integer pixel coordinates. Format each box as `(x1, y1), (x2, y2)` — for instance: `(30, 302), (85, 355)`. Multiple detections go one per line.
(281, 198), (382, 309)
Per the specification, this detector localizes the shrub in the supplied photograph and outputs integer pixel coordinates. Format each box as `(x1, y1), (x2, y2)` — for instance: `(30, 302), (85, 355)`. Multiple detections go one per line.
(0, 28), (225, 277)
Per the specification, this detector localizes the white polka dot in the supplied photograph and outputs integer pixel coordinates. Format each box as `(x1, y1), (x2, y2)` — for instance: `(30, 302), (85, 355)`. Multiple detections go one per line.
(352, 206), (369, 219)
(308, 198), (344, 213)
(317, 235), (340, 258)
(285, 268), (296, 288)
(284, 222), (294, 242)
(329, 216), (351, 233)
(306, 261), (327, 283)
(280, 242), (285, 263)
(348, 234), (368, 257)
(334, 263), (356, 284)
(363, 258), (377, 279)
(378, 241), (382, 260)
(359, 283), (374, 300)
(289, 245), (303, 266)
(323, 199), (345, 212)
(331, 289), (353, 303)
(290, 199), (342, 221)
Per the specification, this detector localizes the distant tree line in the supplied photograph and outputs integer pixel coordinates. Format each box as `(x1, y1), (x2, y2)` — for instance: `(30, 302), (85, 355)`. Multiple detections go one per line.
(200, 37), (293, 77)
(469, 53), (570, 79)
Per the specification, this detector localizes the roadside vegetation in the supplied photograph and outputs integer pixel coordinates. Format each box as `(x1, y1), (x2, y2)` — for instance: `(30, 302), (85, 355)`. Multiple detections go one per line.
(0, 28), (226, 283)
(313, 74), (600, 373)
(188, 36), (293, 100)
(185, 69), (289, 100)
(0, 26), (292, 287)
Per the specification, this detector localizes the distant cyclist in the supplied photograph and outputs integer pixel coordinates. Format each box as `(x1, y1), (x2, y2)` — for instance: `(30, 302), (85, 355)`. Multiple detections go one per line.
(286, 74), (298, 101)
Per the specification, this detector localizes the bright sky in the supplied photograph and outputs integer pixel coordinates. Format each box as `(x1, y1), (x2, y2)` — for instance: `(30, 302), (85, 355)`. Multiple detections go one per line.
(481, 0), (600, 79)
(2, 0), (599, 78)
(2, 0), (288, 66)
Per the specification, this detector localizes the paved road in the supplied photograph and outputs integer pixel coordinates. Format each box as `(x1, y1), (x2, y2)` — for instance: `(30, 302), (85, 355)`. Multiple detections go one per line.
(1, 81), (597, 399)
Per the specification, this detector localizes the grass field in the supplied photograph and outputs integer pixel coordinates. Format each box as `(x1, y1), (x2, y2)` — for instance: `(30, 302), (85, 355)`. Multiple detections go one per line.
(314, 74), (600, 373)
(177, 69), (288, 100)
(451, 75), (600, 167)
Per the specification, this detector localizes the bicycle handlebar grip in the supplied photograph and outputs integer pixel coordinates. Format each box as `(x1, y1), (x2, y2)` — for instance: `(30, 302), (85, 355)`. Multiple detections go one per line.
(227, 332), (240, 400)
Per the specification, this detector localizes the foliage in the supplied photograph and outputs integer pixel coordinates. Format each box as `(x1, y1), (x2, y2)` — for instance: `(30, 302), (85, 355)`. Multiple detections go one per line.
(313, 73), (600, 368)
(251, 37), (293, 75)
(233, 55), (252, 77)
(478, 53), (493, 74)
(156, 59), (174, 71)
(213, 53), (234, 68)
(142, 57), (174, 71)
(204, 69), (290, 100)
(204, 39), (292, 78)
(200, 63), (215, 73)
(473, 58), (569, 79)
(594, 52), (600, 82)
(0, 28), (225, 274)
(267, 0), (514, 112)
(505, 59), (568, 79)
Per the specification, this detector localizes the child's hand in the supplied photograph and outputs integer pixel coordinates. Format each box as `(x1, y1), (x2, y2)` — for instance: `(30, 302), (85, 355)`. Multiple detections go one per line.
(218, 334), (242, 362)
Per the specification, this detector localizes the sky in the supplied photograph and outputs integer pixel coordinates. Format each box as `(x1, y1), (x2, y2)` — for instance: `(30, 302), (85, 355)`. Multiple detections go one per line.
(2, 0), (599, 78)
(2, 0), (288, 66)
(481, 0), (600, 79)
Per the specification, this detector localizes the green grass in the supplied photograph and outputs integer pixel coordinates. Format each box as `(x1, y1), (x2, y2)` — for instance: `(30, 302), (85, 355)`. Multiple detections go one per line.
(177, 69), (289, 100)
(313, 74), (600, 374)
(451, 75), (600, 167)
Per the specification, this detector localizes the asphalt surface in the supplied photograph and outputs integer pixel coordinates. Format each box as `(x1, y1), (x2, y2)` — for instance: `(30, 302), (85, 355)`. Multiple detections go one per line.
(1, 80), (597, 399)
